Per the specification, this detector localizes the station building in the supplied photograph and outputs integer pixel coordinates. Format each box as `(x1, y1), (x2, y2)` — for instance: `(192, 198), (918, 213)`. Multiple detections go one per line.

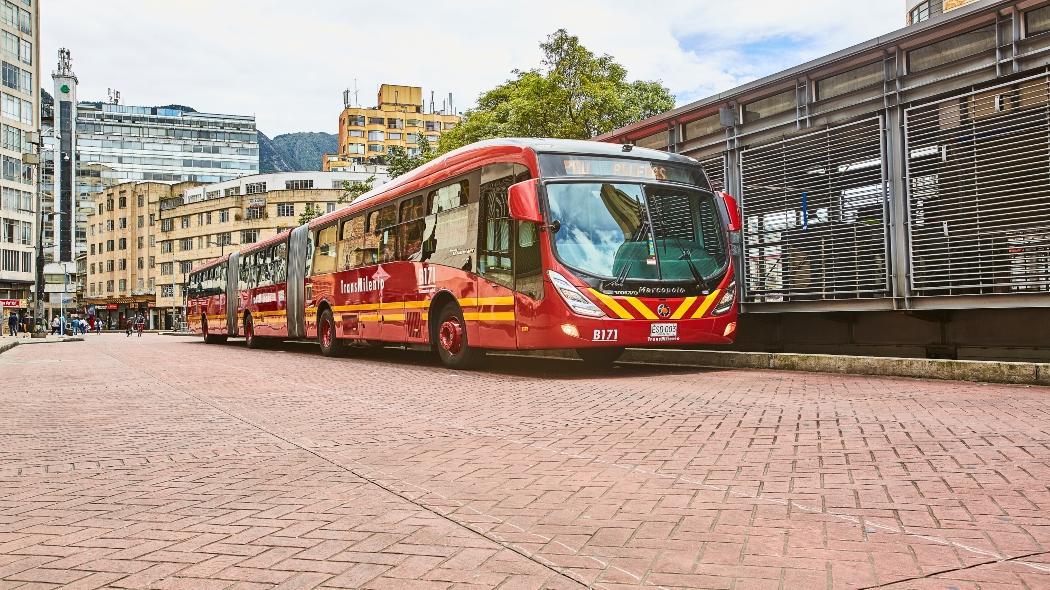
(599, 0), (1050, 361)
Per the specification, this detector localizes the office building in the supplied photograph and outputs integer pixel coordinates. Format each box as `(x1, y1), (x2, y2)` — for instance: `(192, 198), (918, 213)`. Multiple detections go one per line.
(600, 0), (1050, 361)
(84, 171), (376, 329)
(322, 84), (460, 170)
(0, 0), (38, 315)
(908, 0), (981, 24)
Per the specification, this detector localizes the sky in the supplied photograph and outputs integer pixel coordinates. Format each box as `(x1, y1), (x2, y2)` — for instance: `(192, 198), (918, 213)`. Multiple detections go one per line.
(42, 1), (903, 137)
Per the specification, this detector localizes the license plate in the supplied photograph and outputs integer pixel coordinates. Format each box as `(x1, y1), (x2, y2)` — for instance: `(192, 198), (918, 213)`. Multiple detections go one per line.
(649, 323), (678, 341)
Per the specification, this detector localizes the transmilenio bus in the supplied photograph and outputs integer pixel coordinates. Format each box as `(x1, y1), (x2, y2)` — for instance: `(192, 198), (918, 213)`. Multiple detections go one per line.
(187, 138), (740, 368)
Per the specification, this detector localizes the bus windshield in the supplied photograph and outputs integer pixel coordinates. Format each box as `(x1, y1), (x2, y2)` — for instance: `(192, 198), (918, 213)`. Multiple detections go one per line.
(546, 182), (728, 284)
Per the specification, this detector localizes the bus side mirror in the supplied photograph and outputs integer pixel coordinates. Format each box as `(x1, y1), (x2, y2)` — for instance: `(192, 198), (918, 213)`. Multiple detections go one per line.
(718, 191), (741, 232)
(508, 179), (543, 223)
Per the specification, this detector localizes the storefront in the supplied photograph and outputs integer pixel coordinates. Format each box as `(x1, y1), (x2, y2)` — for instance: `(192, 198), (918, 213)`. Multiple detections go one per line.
(84, 297), (157, 330)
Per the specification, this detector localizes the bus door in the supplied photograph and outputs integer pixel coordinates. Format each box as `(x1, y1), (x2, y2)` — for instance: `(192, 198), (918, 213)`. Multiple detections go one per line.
(475, 169), (519, 348)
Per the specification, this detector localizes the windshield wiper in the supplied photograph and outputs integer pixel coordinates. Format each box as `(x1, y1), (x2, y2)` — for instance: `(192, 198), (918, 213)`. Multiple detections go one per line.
(611, 261), (632, 287)
(647, 191), (723, 291)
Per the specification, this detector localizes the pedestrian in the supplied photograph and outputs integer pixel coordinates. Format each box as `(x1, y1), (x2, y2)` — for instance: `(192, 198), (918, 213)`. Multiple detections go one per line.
(80, 318), (87, 335)
(7, 310), (17, 337)
(95, 319), (101, 335)
(134, 313), (145, 337)
(50, 316), (59, 335)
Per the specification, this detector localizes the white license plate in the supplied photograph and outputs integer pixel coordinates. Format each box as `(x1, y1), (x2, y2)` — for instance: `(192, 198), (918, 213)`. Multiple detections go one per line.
(649, 323), (678, 339)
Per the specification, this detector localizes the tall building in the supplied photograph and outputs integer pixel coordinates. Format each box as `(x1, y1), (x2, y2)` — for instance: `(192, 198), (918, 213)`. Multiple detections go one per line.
(0, 0), (38, 315)
(907, 0), (981, 24)
(37, 58), (261, 319)
(322, 84), (460, 170)
(84, 171), (379, 329)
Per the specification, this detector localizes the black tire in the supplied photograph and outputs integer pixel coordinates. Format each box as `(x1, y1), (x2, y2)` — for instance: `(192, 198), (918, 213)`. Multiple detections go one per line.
(317, 308), (344, 357)
(244, 315), (263, 349)
(576, 347), (625, 368)
(433, 303), (484, 369)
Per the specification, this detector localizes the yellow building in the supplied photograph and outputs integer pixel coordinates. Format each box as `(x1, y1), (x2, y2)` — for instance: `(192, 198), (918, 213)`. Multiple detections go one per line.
(85, 171), (379, 330)
(323, 84), (461, 169)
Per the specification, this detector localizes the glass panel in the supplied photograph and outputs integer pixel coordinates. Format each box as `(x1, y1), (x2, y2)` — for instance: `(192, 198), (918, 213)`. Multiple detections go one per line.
(312, 225), (338, 274)
(743, 89), (795, 123)
(634, 130), (667, 150)
(909, 26), (996, 72)
(816, 62), (884, 101)
(1027, 5), (1050, 37)
(682, 114), (721, 141)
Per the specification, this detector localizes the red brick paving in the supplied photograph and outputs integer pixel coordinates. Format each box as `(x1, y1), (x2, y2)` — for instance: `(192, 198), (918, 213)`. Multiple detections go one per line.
(2, 335), (1050, 589)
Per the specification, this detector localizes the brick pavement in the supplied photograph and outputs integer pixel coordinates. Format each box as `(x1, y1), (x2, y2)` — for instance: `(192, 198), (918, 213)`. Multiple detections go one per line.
(1, 335), (1049, 589)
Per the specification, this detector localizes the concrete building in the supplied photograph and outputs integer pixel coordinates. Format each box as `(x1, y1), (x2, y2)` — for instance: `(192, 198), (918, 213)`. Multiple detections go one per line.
(322, 84), (460, 169)
(908, 0), (982, 24)
(81, 171), (375, 329)
(599, 0), (1050, 361)
(0, 0), (38, 318)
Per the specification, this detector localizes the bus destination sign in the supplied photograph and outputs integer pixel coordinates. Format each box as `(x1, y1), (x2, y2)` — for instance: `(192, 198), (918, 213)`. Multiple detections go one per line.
(540, 155), (706, 187)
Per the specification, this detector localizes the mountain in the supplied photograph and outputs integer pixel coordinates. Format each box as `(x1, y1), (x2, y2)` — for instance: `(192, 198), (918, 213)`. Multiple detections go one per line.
(258, 131), (338, 173)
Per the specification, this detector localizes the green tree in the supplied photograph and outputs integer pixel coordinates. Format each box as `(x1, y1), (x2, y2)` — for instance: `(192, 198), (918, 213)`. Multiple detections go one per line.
(385, 135), (434, 179)
(438, 29), (674, 154)
(297, 175), (376, 225)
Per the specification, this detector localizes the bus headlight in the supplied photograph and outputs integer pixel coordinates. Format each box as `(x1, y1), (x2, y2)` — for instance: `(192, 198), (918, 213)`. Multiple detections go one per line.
(548, 270), (606, 318)
(712, 281), (736, 316)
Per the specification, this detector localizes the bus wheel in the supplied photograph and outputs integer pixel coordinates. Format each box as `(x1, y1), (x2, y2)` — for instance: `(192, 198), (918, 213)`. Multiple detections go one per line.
(318, 309), (344, 357)
(244, 315), (262, 349)
(435, 304), (483, 369)
(576, 347), (624, 368)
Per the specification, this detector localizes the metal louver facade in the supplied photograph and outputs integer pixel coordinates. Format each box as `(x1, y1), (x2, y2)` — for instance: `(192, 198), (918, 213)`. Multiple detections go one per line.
(698, 155), (726, 192)
(905, 75), (1050, 296)
(739, 118), (889, 303)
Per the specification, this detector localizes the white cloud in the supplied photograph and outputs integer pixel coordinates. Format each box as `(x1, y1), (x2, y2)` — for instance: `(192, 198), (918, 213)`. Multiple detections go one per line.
(42, 0), (903, 136)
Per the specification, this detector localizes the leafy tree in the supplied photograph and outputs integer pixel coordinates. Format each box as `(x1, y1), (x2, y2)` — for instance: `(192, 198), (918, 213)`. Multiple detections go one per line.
(438, 29), (674, 153)
(296, 175), (376, 225)
(385, 135), (434, 179)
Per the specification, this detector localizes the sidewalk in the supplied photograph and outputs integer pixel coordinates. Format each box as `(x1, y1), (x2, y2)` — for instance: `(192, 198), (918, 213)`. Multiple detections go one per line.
(0, 333), (84, 354)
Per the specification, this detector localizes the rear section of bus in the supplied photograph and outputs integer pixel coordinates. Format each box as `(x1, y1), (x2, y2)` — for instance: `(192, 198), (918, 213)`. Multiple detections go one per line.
(508, 147), (740, 352)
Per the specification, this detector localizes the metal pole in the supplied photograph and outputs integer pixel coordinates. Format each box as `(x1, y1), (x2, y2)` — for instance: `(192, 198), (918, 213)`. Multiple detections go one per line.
(60, 269), (66, 335)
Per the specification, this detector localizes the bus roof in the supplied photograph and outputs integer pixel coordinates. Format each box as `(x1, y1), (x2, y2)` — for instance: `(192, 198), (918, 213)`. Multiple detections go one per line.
(307, 137), (700, 230)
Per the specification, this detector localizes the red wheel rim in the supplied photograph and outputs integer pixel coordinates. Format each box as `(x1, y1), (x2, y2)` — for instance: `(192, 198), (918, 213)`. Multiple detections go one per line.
(439, 317), (463, 355)
(321, 317), (332, 349)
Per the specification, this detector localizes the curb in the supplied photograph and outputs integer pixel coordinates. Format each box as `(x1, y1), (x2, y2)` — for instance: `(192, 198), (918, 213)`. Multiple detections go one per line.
(0, 336), (84, 355)
(512, 348), (1050, 386)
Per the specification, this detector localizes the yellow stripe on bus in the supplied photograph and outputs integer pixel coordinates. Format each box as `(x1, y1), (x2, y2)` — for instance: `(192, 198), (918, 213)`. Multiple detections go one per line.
(587, 289), (634, 319)
(691, 290), (722, 319)
(460, 296), (514, 308)
(670, 297), (698, 320)
(624, 297), (659, 320)
(463, 312), (515, 322)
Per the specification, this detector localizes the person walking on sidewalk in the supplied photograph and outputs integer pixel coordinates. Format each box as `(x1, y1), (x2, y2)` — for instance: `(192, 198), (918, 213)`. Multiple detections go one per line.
(6, 310), (17, 337)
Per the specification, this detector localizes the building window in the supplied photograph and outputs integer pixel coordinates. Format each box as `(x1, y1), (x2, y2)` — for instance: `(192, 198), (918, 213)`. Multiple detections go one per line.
(368, 144), (384, 152)
(149, 256), (155, 269)
(346, 143), (365, 154)
(1026, 5), (1050, 37)
(160, 218), (173, 232)
(137, 257), (143, 270)
(909, 25), (996, 72)
(368, 117), (384, 125)
(388, 132), (402, 140)
(206, 190), (220, 199)
(118, 196), (127, 208)
(179, 261), (192, 273)
(634, 130), (667, 150)
(682, 113), (721, 141)
(277, 203), (295, 217)
(241, 229), (259, 243)
(326, 202), (337, 213)
(224, 186), (240, 196)
(909, 1), (931, 24)
(137, 194), (144, 207)
(118, 259), (126, 270)
(119, 217), (127, 229)
(106, 240), (114, 252)
(817, 61), (884, 101)
(285, 179), (314, 190)
(106, 260), (114, 272)
(118, 238), (127, 250)
(161, 284), (173, 297)
(137, 215), (144, 228)
(245, 182), (266, 194)
(348, 130), (364, 137)
(743, 89), (796, 124)
(387, 118), (404, 129)
(246, 208), (263, 220)
(161, 241), (172, 253)
(179, 238), (193, 251)
(347, 115), (365, 126)
(137, 236), (143, 248)
(107, 281), (114, 293)
(219, 210), (230, 223)
(180, 215), (190, 228)
(367, 130), (385, 141)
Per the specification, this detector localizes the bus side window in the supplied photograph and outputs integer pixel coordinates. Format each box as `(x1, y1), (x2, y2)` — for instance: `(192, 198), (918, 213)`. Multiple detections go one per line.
(478, 163), (529, 290)
(375, 204), (398, 264)
(398, 195), (426, 261)
(312, 225), (338, 275)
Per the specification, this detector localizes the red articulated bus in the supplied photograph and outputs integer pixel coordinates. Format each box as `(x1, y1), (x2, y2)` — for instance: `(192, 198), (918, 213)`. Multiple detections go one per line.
(187, 138), (741, 368)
